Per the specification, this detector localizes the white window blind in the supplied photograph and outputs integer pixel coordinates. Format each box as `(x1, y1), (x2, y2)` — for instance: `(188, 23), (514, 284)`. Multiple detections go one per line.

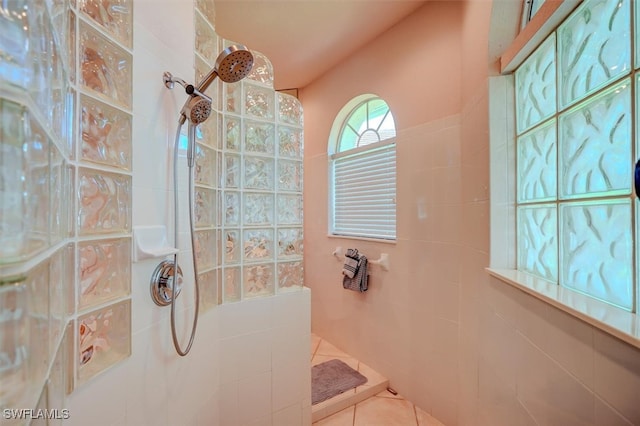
(331, 141), (396, 240)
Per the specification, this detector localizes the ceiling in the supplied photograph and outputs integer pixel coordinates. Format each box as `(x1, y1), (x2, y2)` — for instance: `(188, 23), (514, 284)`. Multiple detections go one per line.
(215, 0), (428, 91)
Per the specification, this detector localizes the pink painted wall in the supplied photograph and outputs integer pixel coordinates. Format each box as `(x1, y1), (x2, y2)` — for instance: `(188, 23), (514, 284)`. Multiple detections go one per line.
(301, 2), (468, 423)
(300, 0), (640, 425)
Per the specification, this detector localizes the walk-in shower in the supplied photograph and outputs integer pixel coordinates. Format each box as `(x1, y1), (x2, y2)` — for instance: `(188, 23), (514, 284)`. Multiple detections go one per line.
(151, 45), (254, 356)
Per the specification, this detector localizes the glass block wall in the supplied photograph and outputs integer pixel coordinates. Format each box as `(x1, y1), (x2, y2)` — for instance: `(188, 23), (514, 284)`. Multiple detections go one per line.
(515, 0), (636, 311)
(194, 4), (305, 307)
(0, 0), (132, 416)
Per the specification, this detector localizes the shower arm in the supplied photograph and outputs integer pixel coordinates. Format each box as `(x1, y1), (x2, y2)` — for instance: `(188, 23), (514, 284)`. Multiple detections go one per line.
(163, 72), (212, 102)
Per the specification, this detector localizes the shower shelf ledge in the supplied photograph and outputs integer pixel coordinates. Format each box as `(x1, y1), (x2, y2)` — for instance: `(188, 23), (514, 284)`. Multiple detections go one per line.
(133, 225), (178, 262)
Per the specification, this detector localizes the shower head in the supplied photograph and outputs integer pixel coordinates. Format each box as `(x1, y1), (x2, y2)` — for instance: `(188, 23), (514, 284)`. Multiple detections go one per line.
(195, 45), (254, 93)
(182, 95), (212, 125)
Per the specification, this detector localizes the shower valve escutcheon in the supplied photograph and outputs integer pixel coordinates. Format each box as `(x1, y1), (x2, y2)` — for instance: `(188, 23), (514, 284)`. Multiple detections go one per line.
(150, 260), (183, 306)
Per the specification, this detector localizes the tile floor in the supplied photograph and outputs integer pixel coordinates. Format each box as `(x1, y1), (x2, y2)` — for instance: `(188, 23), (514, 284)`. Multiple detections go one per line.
(311, 333), (446, 426)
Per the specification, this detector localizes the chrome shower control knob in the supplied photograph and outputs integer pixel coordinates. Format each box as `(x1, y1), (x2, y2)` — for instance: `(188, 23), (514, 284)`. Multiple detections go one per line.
(150, 260), (183, 306)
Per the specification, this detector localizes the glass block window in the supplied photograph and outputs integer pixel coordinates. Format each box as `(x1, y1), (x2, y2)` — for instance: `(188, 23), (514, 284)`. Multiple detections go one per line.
(515, 0), (636, 311)
(329, 96), (397, 240)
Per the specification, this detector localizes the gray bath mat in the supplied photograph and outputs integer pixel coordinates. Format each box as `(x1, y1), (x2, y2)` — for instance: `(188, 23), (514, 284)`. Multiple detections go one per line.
(312, 359), (368, 405)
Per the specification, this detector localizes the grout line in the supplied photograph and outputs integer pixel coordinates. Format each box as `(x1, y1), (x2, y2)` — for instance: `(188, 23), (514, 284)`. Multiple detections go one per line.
(414, 403), (419, 426)
(352, 399), (357, 426)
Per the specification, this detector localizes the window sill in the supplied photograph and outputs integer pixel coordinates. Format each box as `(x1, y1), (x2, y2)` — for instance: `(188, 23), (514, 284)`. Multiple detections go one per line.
(486, 268), (640, 350)
(327, 234), (397, 245)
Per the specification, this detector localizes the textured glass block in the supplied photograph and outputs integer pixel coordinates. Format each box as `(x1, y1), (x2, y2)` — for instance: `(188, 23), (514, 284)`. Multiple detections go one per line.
(67, 88), (77, 158)
(517, 119), (557, 202)
(66, 10), (78, 83)
(50, 1), (70, 61)
(195, 229), (215, 270)
(225, 154), (241, 188)
(245, 120), (275, 154)
(224, 229), (240, 264)
(243, 263), (274, 298)
(27, 2), (53, 114)
(78, 238), (131, 311)
(245, 83), (275, 119)
(225, 82), (242, 114)
(80, 21), (132, 109)
(244, 193), (274, 225)
(50, 66), (69, 143)
(278, 93), (303, 126)
(0, 99), (51, 262)
(77, 300), (131, 384)
(27, 261), (50, 387)
(278, 261), (304, 291)
(559, 80), (631, 199)
(277, 228), (304, 259)
(558, 0), (631, 108)
(246, 50), (274, 86)
(196, 0), (216, 26)
(244, 156), (274, 190)
(27, 125), (50, 252)
(65, 165), (76, 239)
(195, 11), (217, 65)
(50, 146), (67, 245)
(560, 200), (632, 310)
(243, 229), (274, 262)
(224, 115), (241, 150)
(515, 34), (556, 134)
(195, 143), (216, 187)
(0, 280), (28, 408)
(517, 204), (558, 282)
(223, 267), (241, 303)
(50, 245), (73, 352)
(0, 0), (30, 89)
(79, 0), (133, 48)
(78, 168), (132, 235)
(48, 321), (73, 413)
(194, 188), (215, 227)
(196, 110), (219, 147)
(224, 191), (240, 225)
(278, 160), (303, 192)
(198, 269), (217, 312)
(277, 194), (303, 225)
(278, 126), (303, 158)
(80, 94), (132, 170)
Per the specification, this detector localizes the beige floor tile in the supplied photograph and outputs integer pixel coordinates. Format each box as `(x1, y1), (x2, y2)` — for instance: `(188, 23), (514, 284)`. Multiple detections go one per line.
(354, 396), (418, 426)
(315, 340), (350, 358)
(415, 406), (446, 426)
(312, 406), (355, 426)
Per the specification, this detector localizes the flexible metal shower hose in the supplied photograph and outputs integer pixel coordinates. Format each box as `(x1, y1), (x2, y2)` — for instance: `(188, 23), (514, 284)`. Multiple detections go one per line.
(170, 121), (200, 356)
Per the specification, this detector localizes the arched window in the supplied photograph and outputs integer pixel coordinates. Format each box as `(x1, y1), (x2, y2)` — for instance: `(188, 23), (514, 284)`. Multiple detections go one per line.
(329, 95), (396, 240)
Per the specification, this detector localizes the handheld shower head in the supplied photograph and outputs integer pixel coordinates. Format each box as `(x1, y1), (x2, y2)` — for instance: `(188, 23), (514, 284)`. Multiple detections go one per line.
(183, 96), (212, 125)
(195, 45), (254, 94)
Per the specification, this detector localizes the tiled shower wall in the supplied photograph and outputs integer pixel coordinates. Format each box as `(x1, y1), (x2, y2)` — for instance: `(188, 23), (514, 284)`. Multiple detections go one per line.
(193, 2), (305, 304)
(1, 0), (133, 419)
